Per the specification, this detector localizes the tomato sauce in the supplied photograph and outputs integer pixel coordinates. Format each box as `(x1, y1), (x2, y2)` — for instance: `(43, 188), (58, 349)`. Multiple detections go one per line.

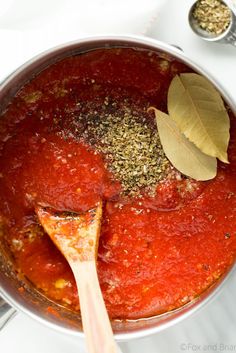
(0, 48), (236, 320)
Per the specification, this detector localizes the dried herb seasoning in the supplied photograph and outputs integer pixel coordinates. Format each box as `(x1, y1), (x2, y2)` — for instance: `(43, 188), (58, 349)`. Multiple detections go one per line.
(75, 107), (171, 196)
(193, 0), (231, 35)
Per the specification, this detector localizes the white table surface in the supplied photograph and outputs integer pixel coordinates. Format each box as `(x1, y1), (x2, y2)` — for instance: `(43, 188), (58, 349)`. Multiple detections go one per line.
(1, 0), (236, 352)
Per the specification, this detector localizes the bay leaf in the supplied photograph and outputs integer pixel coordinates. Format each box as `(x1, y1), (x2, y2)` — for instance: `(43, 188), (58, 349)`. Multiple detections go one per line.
(167, 73), (230, 163)
(151, 108), (217, 180)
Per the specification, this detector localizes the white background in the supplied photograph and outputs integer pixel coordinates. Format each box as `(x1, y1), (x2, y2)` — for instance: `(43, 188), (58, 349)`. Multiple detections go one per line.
(0, 0), (236, 352)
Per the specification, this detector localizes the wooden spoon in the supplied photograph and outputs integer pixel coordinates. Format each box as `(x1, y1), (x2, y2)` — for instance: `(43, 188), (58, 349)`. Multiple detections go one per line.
(36, 201), (117, 353)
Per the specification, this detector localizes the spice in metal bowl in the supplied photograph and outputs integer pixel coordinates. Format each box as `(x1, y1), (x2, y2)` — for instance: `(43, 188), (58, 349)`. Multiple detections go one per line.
(193, 0), (231, 35)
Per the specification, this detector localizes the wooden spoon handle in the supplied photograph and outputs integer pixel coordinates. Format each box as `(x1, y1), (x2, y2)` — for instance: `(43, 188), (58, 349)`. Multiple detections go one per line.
(70, 260), (117, 353)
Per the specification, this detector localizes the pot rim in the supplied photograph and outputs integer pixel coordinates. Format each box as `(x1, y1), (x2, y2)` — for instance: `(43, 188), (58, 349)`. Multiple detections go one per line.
(0, 34), (236, 341)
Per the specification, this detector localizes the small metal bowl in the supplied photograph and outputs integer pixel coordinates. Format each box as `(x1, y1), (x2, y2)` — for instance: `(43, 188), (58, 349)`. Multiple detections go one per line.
(189, 0), (236, 46)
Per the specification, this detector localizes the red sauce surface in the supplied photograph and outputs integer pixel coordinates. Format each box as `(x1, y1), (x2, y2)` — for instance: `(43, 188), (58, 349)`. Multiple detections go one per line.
(0, 48), (236, 319)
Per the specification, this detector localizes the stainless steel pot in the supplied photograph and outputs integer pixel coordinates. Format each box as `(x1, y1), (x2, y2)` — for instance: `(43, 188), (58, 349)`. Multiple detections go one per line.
(0, 35), (236, 341)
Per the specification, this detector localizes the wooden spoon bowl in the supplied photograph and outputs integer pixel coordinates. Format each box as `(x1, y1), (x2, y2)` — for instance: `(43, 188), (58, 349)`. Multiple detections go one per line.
(36, 202), (117, 353)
